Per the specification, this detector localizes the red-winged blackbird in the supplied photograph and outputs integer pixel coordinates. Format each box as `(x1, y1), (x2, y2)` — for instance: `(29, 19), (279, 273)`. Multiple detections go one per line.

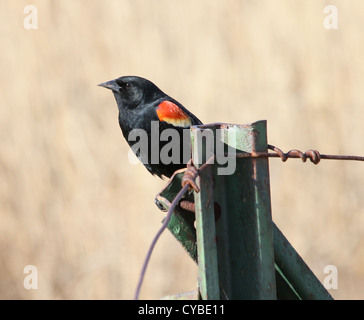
(98, 76), (203, 178)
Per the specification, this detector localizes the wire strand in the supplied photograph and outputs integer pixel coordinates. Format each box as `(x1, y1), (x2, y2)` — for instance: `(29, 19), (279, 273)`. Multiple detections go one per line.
(134, 184), (190, 300)
(134, 156), (214, 300)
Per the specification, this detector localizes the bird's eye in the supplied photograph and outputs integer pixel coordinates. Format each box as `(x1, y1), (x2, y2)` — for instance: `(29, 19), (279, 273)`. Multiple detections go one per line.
(116, 79), (124, 87)
(115, 79), (131, 91)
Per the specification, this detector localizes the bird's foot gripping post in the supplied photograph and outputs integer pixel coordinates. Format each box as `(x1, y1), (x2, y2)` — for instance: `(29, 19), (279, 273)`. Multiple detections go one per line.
(155, 120), (333, 300)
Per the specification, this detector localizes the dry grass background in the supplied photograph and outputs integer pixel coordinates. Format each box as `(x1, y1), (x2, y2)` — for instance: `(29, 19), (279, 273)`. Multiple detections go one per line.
(0, 0), (363, 299)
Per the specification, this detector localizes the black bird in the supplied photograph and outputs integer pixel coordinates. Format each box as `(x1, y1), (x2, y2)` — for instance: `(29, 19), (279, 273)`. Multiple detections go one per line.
(98, 76), (202, 178)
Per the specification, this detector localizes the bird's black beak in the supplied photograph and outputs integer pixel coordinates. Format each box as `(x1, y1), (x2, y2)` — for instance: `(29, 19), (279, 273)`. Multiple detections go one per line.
(98, 80), (119, 92)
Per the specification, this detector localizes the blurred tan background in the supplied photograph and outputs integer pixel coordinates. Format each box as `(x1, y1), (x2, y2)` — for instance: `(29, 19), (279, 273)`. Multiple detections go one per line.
(0, 0), (363, 299)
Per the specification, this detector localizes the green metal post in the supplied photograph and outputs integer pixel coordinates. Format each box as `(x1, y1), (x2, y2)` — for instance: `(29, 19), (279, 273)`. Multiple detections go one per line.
(156, 120), (333, 300)
(273, 223), (333, 300)
(191, 130), (220, 300)
(191, 121), (276, 299)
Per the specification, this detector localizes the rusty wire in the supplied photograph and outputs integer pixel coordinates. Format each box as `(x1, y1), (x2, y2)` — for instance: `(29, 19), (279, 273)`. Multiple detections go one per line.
(134, 158), (213, 300)
(133, 183), (190, 300)
(134, 145), (364, 299)
(231, 144), (364, 164)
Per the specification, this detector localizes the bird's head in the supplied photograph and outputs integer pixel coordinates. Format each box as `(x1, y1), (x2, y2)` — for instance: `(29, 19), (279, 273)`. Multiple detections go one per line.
(98, 76), (165, 110)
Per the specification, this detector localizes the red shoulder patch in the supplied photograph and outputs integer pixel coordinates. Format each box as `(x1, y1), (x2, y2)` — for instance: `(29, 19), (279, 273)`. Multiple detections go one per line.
(156, 101), (192, 127)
